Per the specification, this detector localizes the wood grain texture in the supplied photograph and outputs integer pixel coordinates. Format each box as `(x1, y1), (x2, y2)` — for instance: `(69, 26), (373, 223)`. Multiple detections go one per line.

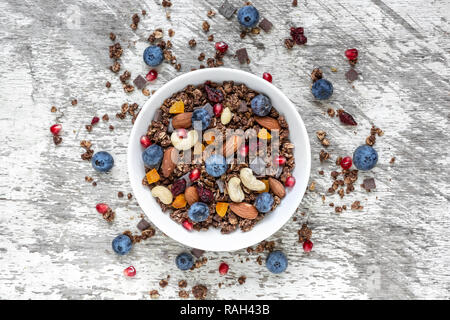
(0, 0), (449, 300)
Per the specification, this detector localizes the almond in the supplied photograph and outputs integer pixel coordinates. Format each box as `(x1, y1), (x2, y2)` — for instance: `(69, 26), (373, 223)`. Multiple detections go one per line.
(185, 186), (199, 205)
(254, 116), (281, 130)
(172, 112), (192, 129)
(229, 202), (258, 220)
(223, 135), (243, 157)
(268, 177), (286, 198)
(161, 147), (177, 178)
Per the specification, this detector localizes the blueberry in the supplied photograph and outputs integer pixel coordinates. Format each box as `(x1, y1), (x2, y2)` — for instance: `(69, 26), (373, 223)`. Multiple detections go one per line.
(205, 154), (227, 177)
(112, 234), (132, 255)
(353, 145), (378, 170)
(175, 252), (194, 270)
(266, 250), (288, 274)
(254, 192), (274, 213)
(91, 151), (114, 172)
(192, 108), (212, 130)
(188, 202), (210, 222)
(251, 94), (272, 116)
(311, 78), (333, 100)
(142, 144), (163, 169)
(143, 46), (163, 67)
(237, 5), (260, 28)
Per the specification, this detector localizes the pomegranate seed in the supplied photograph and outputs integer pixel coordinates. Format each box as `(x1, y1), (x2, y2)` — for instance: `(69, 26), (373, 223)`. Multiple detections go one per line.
(140, 135), (152, 148)
(239, 144), (249, 157)
(213, 103), (223, 117)
(96, 203), (109, 214)
(145, 69), (158, 81)
(91, 116), (100, 125)
(182, 220), (193, 231)
(285, 176), (296, 188)
(340, 156), (352, 170)
(303, 240), (313, 252)
(274, 155), (286, 165)
(123, 266), (136, 277)
(345, 48), (358, 61)
(177, 128), (187, 139)
(219, 262), (229, 275)
(215, 41), (228, 54)
(189, 168), (201, 181)
(262, 72), (272, 83)
(50, 124), (62, 135)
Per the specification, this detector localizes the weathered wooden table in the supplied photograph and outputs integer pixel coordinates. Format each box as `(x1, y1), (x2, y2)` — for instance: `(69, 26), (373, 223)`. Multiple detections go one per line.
(0, 0), (449, 300)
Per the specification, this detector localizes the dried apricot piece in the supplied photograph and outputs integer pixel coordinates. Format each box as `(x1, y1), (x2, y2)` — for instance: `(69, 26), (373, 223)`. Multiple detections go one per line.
(257, 128), (271, 140)
(146, 168), (160, 184)
(258, 179), (269, 193)
(215, 202), (229, 217)
(203, 131), (216, 144)
(169, 100), (185, 114)
(172, 194), (187, 209)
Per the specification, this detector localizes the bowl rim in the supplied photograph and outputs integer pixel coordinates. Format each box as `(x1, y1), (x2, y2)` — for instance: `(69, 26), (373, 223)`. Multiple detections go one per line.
(127, 68), (311, 251)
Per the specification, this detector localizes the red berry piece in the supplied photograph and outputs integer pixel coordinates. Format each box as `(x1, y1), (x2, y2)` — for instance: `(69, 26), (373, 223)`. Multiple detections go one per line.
(285, 176), (296, 188)
(303, 240), (313, 252)
(189, 168), (201, 181)
(274, 155), (286, 165)
(123, 266), (136, 277)
(219, 262), (229, 275)
(262, 72), (272, 83)
(215, 41), (228, 54)
(91, 116), (100, 125)
(196, 186), (214, 203)
(290, 27), (307, 45)
(345, 48), (358, 61)
(145, 69), (158, 81)
(239, 144), (249, 157)
(204, 85), (224, 103)
(171, 179), (187, 196)
(182, 220), (193, 231)
(213, 103), (223, 117)
(339, 110), (357, 126)
(140, 135), (152, 148)
(50, 124), (62, 135)
(177, 128), (187, 139)
(96, 203), (109, 214)
(340, 156), (352, 170)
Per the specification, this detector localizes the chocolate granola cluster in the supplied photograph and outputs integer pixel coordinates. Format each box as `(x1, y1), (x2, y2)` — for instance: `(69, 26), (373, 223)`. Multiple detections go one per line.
(141, 81), (295, 233)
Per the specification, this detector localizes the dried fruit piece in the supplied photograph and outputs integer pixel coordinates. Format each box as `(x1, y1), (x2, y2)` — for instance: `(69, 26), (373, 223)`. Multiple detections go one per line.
(258, 179), (269, 193)
(215, 202), (229, 217)
(204, 85), (223, 103)
(171, 179), (186, 196)
(338, 110), (357, 125)
(196, 185), (214, 203)
(203, 130), (216, 144)
(146, 168), (160, 184)
(257, 128), (271, 140)
(172, 194), (187, 209)
(169, 100), (185, 114)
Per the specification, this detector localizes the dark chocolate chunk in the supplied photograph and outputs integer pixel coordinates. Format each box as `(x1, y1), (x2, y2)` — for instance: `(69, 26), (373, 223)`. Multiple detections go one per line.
(345, 69), (359, 82)
(236, 48), (249, 64)
(191, 248), (205, 259)
(137, 218), (151, 231)
(133, 75), (147, 90)
(153, 109), (162, 122)
(362, 178), (376, 191)
(218, 0), (236, 19)
(258, 18), (273, 32)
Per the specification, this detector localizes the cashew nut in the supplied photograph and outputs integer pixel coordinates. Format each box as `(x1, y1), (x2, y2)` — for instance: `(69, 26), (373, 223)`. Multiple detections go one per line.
(227, 177), (245, 203)
(240, 168), (266, 191)
(171, 130), (198, 151)
(220, 107), (232, 125)
(151, 185), (173, 204)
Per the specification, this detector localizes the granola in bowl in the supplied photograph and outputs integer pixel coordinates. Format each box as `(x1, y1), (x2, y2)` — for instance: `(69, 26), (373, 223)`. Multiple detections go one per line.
(141, 80), (295, 234)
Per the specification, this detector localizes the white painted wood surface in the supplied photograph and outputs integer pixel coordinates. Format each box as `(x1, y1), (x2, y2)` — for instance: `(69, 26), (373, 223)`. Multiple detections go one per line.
(0, 0), (449, 300)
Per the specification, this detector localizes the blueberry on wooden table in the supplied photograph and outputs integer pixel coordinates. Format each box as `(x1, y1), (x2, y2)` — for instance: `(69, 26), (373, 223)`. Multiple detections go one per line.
(311, 78), (334, 100)
(112, 234), (132, 255)
(143, 45), (163, 67)
(176, 253), (194, 270)
(266, 251), (288, 274)
(353, 145), (378, 170)
(91, 151), (114, 172)
(237, 5), (260, 28)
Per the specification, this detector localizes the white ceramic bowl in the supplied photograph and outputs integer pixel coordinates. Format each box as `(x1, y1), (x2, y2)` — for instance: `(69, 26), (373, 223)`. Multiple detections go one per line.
(128, 68), (311, 251)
